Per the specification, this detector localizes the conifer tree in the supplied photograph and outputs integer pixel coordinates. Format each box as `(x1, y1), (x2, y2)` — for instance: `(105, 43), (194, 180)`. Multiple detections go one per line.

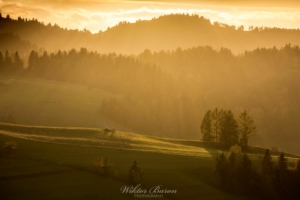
(129, 160), (142, 184)
(277, 152), (287, 172)
(261, 149), (276, 197)
(28, 50), (38, 70)
(238, 110), (257, 146)
(14, 51), (23, 69)
(238, 154), (253, 194)
(220, 110), (239, 145)
(4, 50), (12, 68)
(211, 108), (223, 142)
(274, 153), (289, 198)
(262, 149), (273, 176)
(215, 152), (229, 188)
(200, 110), (213, 141)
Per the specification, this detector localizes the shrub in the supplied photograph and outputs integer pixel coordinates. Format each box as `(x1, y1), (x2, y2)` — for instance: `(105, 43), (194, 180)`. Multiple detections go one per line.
(3, 141), (17, 153)
(129, 160), (142, 184)
(93, 156), (114, 177)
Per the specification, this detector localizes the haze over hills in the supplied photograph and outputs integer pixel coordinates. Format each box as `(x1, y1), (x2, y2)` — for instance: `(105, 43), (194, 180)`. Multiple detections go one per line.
(1, 13), (300, 155)
(1, 45), (300, 155)
(1, 13), (300, 54)
(2, 5), (300, 200)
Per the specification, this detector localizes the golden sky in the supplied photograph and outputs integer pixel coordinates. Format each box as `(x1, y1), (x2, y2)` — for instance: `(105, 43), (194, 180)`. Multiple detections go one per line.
(1, 0), (300, 33)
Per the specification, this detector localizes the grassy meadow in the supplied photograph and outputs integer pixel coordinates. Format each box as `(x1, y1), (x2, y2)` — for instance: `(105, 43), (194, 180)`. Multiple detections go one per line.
(1, 122), (299, 200)
(0, 124), (235, 200)
(0, 76), (128, 131)
(0, 76), (299, 200)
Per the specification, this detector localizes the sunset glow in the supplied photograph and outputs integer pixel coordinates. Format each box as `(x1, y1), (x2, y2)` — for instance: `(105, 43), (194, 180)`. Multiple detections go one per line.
(2, 1), (300, 199)
(1, 0), (300, 33)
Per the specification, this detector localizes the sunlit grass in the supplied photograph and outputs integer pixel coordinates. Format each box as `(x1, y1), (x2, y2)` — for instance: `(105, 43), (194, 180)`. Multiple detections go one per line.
(1, 121), (298, 163)
(0, 123), (298, 200)
(0, 122), (218, 157)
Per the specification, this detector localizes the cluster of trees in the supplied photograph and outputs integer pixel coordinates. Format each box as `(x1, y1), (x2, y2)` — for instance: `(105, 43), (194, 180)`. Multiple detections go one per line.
(200, 109), (256, 146)
(215, 146), (300, 199)
(137, 45), (300, 154)
(0, 50), (24, 71)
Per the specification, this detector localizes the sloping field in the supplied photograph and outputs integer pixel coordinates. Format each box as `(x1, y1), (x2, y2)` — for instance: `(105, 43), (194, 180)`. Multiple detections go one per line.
(0, 122), (219, 157)
(0, 76), (129, 131)
(0, 123), (299, 199)
(0, 124), (242, 200)
(0, 77), (298, 199)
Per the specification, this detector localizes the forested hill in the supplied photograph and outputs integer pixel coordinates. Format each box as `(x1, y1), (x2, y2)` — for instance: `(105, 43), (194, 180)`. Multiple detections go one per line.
(0, 14), (97, 54)
(1, 45), (300, 154)
(100, 14), (300, 54)
(0, 33), (36, 57)
(1, 13), (300, 54)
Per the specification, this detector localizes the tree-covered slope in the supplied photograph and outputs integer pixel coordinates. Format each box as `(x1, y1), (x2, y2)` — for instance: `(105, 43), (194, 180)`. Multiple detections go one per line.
(1, 14), (300, 54)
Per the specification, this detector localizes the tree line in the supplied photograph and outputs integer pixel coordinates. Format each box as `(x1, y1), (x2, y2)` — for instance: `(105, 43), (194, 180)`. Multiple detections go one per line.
(1, 44), (300, 153)
(215, 146), (300, 199)
(2, 13), (300, 54)
(201, 109), (256, 146)
(0, 32), (36, 56)
(0, 48), (197, 138)
(0, 50), (24, 71)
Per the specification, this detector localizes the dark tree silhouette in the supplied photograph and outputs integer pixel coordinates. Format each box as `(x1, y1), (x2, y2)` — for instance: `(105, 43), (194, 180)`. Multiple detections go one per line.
(211, 108), (223, 142)
(261, 149), (275, 197)
(238, 110), (257, 146)
(215, 152), (229, 189)
(129, 160), (142, 184)
(28, 50), (38, 70)
(277, 152), (288, 172)
(200, 110), (213, 141)
(237, 154), (253, 194)
(14, 51), (23, 69)
(220, 110), (239, 145)
(261, 149), (274, 176)
(4, 50), (12, 69)
(274, 152), (290, 199)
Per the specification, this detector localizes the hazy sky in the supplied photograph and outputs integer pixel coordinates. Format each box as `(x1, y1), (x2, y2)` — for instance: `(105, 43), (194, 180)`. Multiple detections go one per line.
(1, 0), (300, 33)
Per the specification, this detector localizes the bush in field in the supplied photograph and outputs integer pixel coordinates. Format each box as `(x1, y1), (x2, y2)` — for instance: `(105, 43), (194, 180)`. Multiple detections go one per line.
(129, 160), (142, 184)
(93, 156), (114, 177)
(3, 141), (17, 153)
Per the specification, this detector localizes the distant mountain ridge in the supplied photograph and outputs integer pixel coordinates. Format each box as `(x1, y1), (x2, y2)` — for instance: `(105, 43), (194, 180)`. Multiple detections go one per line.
(1, 13), (300, 54)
